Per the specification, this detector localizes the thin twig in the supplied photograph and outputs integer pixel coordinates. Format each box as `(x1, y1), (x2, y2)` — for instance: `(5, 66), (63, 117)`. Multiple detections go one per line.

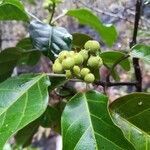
(46, 73), (66, 77)
(95, 81), (137, 87)
(49, 2), (56, 25)
(130, 0), (142, 92)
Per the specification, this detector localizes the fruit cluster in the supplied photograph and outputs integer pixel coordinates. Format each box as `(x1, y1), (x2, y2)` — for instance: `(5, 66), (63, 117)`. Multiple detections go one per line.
(52, 40), (103, 83)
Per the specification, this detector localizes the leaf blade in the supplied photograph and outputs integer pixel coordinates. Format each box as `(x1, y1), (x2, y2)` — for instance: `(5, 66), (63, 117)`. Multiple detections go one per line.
(62, 91), (134, 150)
(131, 44), (150, 62)
(0, 0), (29, 21)
(67, 8), (118, 47)
(0, 74), (50, 149)
(110, 93), (150, 149)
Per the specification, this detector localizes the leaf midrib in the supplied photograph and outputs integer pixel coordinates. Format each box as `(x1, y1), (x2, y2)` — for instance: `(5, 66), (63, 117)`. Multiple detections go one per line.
(0, 74), (46, 116)
(113, 112), (150, 138)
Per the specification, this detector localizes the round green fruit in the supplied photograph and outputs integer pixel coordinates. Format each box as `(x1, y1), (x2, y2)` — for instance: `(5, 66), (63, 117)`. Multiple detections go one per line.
(84, 40), (100, 53)
(79, 49), (89, 61)
(84, 73), (95, 83)
(58, 50), (69, 62)
(69, 51), (75, 57)
(80, 68), (90, 78)
(62, 57), (75, 70)
(74, 53), (84, 65)
(65, 70), (72, 79)
(73, 66), (80, 76)
(52, 62), (63, 74)
(54, 58), (60, 63)
(87, 56), (103, 68)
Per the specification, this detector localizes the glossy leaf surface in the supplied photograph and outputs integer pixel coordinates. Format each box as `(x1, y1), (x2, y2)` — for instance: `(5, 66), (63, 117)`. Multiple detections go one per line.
(131, 44), (150, 62)
(62, 91), (134, 150)
(0, 74), (50, 149)
(110, 93), (150, 149)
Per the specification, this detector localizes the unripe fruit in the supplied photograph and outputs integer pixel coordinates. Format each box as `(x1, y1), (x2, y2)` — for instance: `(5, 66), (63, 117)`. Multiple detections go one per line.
(69, 51), (75, 57)
(62, 57), (75, 70)
(73, 66), (80, 76)
(74, 53), (84, 65)
(52, 62), (63, 74)
(84, 40), (100, 53)
(79, 49), (89, 61)
(54, 58), (60, 63)
(87, 56), (103, 68)
(80, 68), (90, 78)
(84, 73), (95, 83)
(58, 50), (69, 62)
(65, 70), (72, 79)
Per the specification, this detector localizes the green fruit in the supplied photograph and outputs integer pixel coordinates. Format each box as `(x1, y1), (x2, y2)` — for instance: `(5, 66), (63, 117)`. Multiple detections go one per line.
(52, 62), (63, 74)
(79, 49), (89, 61)
(58, 50), (69, 62)
(80, 68), (90, 78)
(87, 56), (103, 68)
(73, 66), (80, 76)
(54, 58), (60, 63)
(62, 57), (75, 70)
(65, 70), (72, 79)
(84, 73), (95, 83)
(69, 51), (75, 57)
(74, 53), (84, 65)
(84, 40), (100, 53)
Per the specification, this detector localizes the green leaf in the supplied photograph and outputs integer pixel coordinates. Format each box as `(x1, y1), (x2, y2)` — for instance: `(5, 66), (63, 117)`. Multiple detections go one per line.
(41, 105), (62, 133)
(61, 90), (134, 150)
(110, 93), (150, 149)
(0, 0), (29, 21)
(131, 44), (150, 62)
(72, 33), (92, 48)
(100, 51), (131, 71)
(15, 118), (41, 148)
(16, 38), (41, 66)
(0, 48), (21, 82)
(0, 73), (50, 149)
(29, 20), (72, 61)
(49, 74), (66, 91)
(0, 44), (41, 82)
(67, 8), (117, 47)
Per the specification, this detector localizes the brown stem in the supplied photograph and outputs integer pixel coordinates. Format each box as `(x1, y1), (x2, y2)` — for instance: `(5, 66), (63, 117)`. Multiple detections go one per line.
(130, 0), (142, 92)
(95, 81), (137, 87)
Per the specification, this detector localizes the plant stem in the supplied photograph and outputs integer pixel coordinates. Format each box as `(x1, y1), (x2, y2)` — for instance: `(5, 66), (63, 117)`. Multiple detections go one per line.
(130, 0), (142, 92)
(49, 2), (56, 25)
(95, 81), (137, 87)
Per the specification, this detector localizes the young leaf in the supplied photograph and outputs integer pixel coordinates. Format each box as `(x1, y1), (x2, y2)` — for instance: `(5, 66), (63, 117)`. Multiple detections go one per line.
(0, 74), (50, 149)
(0, 0), (29, 21)
(67, 9), (118, 47)
(110, 93), (150, 149)
(100, 51), (130, 71)
(131, 44), (150, 63)
(29, 20), (72, 61)
(61, 91), (134, 150)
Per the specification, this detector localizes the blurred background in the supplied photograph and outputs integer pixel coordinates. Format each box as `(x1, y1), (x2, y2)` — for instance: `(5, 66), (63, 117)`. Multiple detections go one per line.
(1, 0), (150, 149)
